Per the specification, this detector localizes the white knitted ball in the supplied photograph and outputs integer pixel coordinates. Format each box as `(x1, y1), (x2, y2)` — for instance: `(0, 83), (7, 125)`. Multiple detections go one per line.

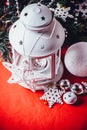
(64, 42), (87, 77)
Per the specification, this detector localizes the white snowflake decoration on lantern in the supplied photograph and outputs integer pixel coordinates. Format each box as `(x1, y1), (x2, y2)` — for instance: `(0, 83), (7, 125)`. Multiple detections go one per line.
(54, 3), (73, 21)
(40, 85), (65, 108)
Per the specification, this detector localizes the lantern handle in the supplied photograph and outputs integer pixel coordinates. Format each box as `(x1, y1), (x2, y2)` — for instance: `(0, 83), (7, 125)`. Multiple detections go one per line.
(42, 19), (57, 39)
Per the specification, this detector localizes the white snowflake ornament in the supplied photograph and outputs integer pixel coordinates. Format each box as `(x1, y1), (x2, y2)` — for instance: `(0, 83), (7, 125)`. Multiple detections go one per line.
(54, 3), (73, 21)
(75, 1), (87, 19)
(40, 86), (65, 108)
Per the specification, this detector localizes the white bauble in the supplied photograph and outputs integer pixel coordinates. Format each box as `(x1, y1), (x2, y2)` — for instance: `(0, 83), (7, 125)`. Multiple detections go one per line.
(63, 91), (77, 104)
(64, 42), (87, 77)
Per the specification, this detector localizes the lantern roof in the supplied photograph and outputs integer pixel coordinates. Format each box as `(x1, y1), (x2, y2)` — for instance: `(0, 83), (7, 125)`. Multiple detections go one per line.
(9, 3), (65, 57)
(20, 3), (53, 30)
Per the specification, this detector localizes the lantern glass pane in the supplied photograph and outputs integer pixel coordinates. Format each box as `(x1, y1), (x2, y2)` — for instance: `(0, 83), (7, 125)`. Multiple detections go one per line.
(32, 58), (48, 71)
(31, 56), (52, 81)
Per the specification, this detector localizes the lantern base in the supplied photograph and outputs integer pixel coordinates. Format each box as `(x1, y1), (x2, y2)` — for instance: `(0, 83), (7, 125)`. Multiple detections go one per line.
(18, 61), (64, 92)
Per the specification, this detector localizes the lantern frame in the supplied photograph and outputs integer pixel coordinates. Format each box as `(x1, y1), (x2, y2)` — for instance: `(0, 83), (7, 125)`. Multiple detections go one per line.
(2, 3), (65, 92)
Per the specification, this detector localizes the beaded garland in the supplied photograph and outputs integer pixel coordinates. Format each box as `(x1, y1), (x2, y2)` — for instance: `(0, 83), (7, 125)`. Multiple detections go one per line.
(6, 0), (20, 15)
(15, 0), (20, 16)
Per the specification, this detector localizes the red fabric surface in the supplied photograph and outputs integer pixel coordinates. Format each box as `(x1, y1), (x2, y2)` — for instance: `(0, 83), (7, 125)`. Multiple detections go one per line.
(0, 47), (87, 130)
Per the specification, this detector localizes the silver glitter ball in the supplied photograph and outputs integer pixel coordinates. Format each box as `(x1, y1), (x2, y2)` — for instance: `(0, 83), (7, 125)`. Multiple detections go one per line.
(70, 83), (84, 95)
(59, 79), (70, 90)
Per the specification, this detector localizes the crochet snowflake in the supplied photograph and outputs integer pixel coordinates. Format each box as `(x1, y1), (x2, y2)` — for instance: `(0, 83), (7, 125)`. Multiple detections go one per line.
(54, 3), (73, 21)
(40, 86), (65, 108)
(75, 1), (87, 19)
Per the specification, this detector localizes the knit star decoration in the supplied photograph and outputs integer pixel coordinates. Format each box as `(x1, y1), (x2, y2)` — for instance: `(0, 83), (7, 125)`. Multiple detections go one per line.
(40, 86), (65, 108)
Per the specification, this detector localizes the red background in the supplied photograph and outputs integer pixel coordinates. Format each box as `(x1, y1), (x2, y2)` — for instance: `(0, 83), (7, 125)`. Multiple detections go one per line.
(0, 47), (87, 130)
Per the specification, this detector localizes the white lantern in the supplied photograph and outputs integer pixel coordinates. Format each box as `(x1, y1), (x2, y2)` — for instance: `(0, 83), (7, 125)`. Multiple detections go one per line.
(3, 3), (65, 92)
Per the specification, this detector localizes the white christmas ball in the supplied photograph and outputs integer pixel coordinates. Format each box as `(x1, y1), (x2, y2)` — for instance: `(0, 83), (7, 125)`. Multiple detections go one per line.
(64, 42), (87, 77)
(63, 91), (77, 104)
